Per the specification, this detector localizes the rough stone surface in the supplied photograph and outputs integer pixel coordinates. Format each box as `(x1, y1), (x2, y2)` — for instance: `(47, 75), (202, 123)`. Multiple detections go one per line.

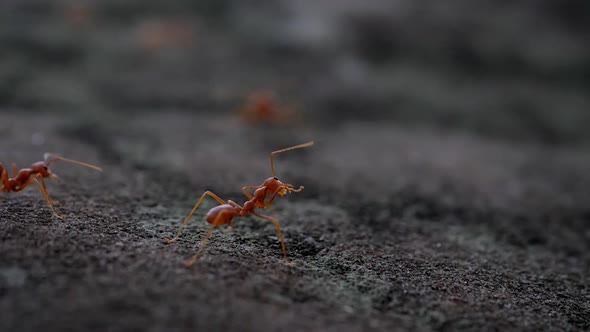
(1, 1), (589, 331)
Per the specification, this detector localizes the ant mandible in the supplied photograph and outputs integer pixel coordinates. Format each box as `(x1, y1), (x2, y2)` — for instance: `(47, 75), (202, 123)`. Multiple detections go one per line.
(163, 141), (314, 267)
(0, 153), (102, 219)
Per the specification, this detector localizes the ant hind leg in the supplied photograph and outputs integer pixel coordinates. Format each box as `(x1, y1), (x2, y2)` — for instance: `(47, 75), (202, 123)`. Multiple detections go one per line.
(184, 225), (218, 268)
(164, 191), (226, 244)
(0, 168), (7, 211)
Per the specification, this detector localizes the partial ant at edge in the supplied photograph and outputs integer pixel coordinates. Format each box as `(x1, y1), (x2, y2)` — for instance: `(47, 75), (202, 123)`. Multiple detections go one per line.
(0, 153), (102, 219)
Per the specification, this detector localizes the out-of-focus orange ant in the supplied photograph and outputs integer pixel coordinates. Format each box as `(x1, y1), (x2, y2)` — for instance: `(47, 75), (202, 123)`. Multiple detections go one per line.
(0, 153), (102, 219)
(239, 90), (302, 126)
(137, 20), (194, 52)
(62, 3), (94, 27)
(164, 141), (314, 267)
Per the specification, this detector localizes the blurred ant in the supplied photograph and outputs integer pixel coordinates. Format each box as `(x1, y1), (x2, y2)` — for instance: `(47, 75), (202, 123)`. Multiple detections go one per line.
(62, 3), (94, 27)
(239, 90), (302, 126)
(164, 141), (314, 267)
(137, 20), (194, 52)
(0, 153), (102, 219)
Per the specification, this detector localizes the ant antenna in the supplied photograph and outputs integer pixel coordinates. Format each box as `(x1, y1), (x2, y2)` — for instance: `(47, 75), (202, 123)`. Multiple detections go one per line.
(270, 141), (314, 177)
(44, 153), (103, 172)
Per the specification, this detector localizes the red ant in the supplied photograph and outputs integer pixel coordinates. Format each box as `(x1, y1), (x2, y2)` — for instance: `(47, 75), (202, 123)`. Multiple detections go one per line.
(164, 141), (314, 267)
(0, 153), (102, 219)
(239, 90), (301, 126)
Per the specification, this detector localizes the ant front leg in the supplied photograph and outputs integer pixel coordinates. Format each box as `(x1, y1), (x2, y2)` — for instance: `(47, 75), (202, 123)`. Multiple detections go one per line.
(241, 185), (260, 200)
(164, 191), (226, 244)
(18, 175), (64, 219)
(252, 212), (293, 266)
(40, 177), (59, 205)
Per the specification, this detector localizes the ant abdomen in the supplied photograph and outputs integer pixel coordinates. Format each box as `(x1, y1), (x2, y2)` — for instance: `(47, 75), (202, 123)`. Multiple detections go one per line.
(206, 204), (236, 225)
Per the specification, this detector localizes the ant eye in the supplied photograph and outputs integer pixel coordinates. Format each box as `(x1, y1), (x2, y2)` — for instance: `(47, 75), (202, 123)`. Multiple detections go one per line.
(273, 177), (278, 180)
(44, 167), (48, 170)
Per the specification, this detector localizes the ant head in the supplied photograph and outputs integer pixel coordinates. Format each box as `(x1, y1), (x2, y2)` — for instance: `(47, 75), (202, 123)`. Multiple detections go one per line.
(263, 176), (283, 194)
(263, 176), (304, 197)
(30, 162), (54, 178)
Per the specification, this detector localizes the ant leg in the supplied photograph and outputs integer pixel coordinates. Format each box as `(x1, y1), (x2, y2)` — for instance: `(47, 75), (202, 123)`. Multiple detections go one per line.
(227, 200), (242, 210)
(241, 185), (260, 200)
(0, 167), (6, 210)
(40, 177), (48, 192)
(163, 191), (226, 244)
(40, 177), (59, 205)
(33, 178), (63, 219)
(184, 203), (238, 267)
(252, 212), (293, 265)
(184, 225), (217, 268)
(18, 176), (63, 219)
(1, 166), (8, 188)
(226, 200), (243, 232)
(264, 191), (280, 208)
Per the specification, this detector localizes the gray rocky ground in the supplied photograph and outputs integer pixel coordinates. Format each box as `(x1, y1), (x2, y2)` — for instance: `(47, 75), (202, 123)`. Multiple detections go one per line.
(1, 1), (589, 331)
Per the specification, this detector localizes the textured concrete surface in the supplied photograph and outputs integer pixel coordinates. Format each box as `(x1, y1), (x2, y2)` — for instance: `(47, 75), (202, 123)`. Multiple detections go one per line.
(1, 1), (589, 331)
